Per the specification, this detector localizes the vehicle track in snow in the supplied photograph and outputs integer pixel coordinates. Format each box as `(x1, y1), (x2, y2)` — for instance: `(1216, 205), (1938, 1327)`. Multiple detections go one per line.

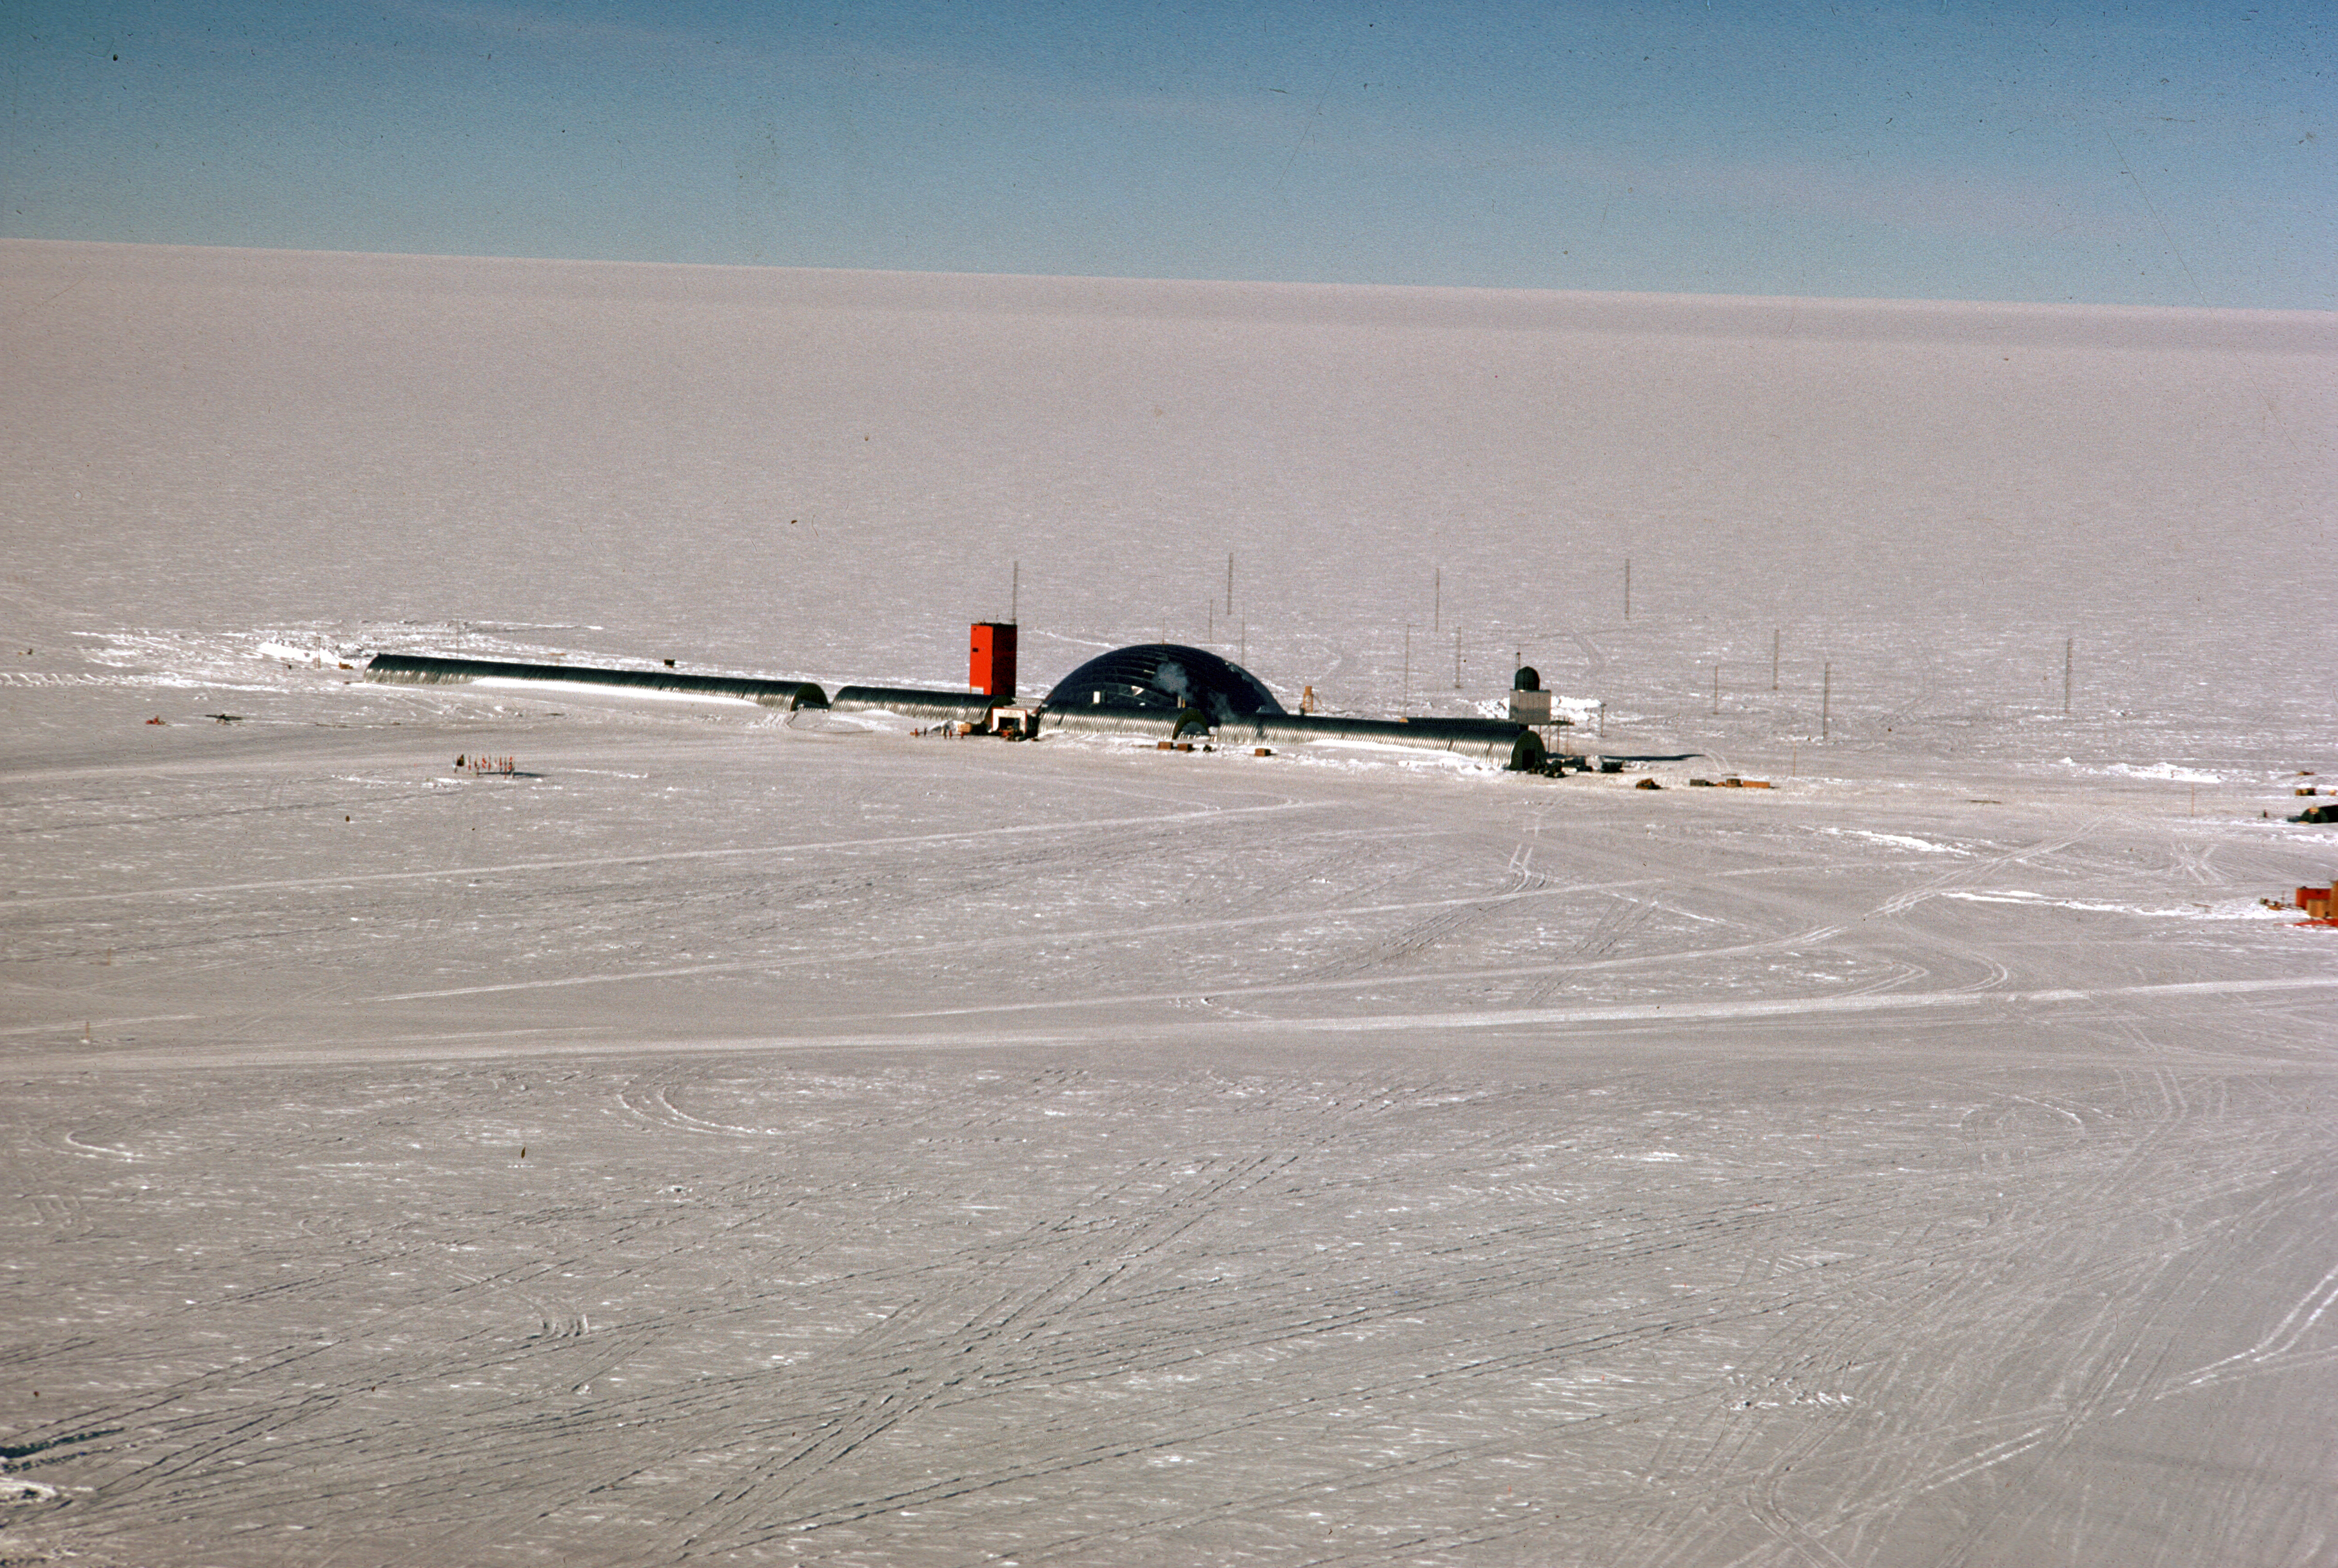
(11, 1046), (2330, 1566)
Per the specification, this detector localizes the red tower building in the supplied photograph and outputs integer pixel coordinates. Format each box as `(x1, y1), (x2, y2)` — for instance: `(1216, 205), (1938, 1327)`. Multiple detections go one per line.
(969, 623), (1017, 699)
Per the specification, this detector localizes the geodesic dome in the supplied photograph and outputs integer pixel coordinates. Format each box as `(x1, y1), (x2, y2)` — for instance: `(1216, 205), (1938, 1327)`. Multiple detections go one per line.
(1045, 644), (1284, 721)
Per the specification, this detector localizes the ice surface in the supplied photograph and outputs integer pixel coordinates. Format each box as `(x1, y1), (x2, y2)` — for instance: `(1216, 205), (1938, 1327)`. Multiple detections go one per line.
(2, 241), (2334, 1567)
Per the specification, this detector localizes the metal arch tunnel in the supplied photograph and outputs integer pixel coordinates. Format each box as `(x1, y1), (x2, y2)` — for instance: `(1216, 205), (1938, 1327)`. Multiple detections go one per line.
(363, 654), (828, 710)
(1214, 712), (1546, 771)
(828, 686), (1002, 725)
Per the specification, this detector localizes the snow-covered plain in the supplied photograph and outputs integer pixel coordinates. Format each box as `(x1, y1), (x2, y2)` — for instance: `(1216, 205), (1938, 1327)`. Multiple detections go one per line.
(3, 240), (2335, 1566)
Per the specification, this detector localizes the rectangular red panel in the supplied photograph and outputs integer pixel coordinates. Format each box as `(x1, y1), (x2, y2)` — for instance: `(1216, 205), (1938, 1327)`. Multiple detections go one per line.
(970, 622), (1017, 699)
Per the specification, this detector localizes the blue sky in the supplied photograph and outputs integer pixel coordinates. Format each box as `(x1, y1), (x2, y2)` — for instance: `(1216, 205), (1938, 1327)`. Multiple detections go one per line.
(4, 1), (2328, 306)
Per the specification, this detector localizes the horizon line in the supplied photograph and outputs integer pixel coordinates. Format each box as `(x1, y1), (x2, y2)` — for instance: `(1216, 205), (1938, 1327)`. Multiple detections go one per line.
(7, 236), (2331, 323)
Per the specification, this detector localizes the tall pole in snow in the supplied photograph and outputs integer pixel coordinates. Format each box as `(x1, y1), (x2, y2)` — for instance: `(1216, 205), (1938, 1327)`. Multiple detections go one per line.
(1822, 662), (1832, 742)
(2064, 637), (2073, 716)
(1624, 558), (1631, 620)
(1454, 626), (1462, 690)
(1772, 629), (1780, 691)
